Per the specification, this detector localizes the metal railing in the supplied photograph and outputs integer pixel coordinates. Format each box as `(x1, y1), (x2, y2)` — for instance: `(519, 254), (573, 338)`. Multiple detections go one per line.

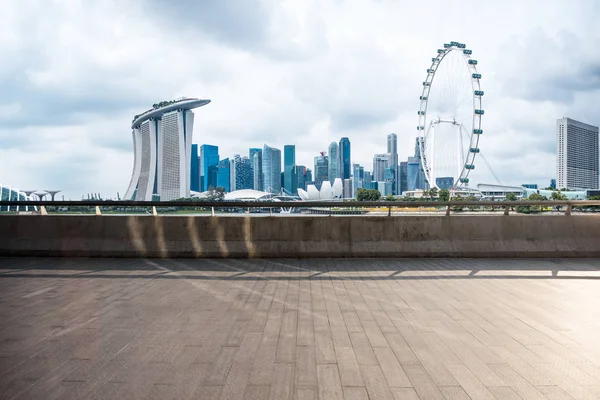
(2, 199), (600, 216)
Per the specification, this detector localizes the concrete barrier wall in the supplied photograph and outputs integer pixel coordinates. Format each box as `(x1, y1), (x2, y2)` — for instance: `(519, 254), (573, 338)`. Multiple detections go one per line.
(1, 215), (600, 258)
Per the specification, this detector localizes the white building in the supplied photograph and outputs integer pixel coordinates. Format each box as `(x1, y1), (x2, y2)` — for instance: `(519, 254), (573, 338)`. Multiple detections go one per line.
(372, 153), (391, 182)
(557, 118), (599, 190)
(124, 98), (210, 201)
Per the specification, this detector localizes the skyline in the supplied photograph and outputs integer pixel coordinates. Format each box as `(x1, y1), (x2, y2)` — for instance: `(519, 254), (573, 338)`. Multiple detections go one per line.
(2, 0), (600, 198)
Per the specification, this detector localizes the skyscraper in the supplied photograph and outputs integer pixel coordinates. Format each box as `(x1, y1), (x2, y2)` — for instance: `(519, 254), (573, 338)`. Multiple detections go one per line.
(232, 155), (253, 191)
(557, 118), (599, 189)
(328, 142), (340, 182)
(124, 98), (210, 201)
(200, 144), (219, 192)
(250, 148), (263, 191)
(352, 164), (364, 198)
(399, 162), (408, 195)
(339, 137), (351, 180)
(373, 154), (391, 182)
(284, 145), (296, 195)
(314, 152), (328, 188)
(190, 144), (200, 192)
(407, 157), (419, 192)
(217, 158), (230, 192)
(387, 133), (398, 194)
(262, 145), (282, 194)
(294, 165), (308, 193)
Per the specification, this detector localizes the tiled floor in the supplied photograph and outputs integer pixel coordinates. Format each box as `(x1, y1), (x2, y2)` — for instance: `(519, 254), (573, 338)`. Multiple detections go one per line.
(1, 258), (600, 399)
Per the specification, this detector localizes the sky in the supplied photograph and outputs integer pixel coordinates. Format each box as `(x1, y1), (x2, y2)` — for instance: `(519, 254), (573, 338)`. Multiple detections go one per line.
(1, 0), (600, 199)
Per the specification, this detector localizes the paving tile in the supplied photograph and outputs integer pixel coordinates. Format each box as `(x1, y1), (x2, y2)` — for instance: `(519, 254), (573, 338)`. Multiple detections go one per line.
(2, 258), (600, 400)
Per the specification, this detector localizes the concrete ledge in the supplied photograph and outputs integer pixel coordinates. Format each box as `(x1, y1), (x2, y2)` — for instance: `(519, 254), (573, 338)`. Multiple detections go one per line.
(1, 215), (600, 258)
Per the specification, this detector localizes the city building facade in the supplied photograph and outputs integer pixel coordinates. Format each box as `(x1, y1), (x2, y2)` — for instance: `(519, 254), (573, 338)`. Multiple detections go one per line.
(373, 154), (391, 182)
(328, 142), (340, 183)
(250, 148), (263, 191)
(387, 133), (398, 194)
(232, 155), (253, 191)
(283, 145), (295, 195)
(339, 137), (351, 180)
(217, 158), (230, 192)
(124, 98), (210, 201)
(200, 144), (219, 192)
(314, 152), (328, 188)
(190, 144), (200, 192)
(262, 145), (281, 194)
(557, 118), (599, 190)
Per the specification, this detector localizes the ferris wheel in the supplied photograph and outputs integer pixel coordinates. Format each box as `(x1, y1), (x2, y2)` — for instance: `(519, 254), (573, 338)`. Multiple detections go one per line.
(417, 41), (484, 189)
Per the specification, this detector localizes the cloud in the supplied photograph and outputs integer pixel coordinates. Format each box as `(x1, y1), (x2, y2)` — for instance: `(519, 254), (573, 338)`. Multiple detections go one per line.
(1, 0), (600, 197)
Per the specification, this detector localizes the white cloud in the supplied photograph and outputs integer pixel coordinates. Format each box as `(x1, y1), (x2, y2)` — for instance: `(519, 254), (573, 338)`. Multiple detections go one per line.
(1, 0), (599, 197)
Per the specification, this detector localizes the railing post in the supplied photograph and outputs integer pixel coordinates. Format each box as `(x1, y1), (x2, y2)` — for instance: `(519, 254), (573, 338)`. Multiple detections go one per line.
(95, 206), (101, 216)
(504, 205), (510, 216)
(329, 206), (332, 216)
(388, 206), (391, 217)
(211, 207), (215, 217)
(565, 204), (572, 216)
(152, 206), (157, 216)
(269, 207), (272, 217)
(40, 206), (47, 215)
(446, 205), (450, 216)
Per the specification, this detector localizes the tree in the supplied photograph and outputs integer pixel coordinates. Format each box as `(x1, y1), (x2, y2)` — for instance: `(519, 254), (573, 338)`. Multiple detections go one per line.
(550, 191), (567, 201)
(438, 189), (450, 202)
(429, 187), (438, 199)
(505, 192), (517, 201)
(356, 188), (381, 201)
(516, 193), (547, 214)
(385, 194), (397, 201)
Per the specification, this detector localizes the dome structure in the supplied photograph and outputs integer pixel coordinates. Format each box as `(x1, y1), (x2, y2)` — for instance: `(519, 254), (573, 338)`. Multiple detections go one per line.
(297, 178), (345, 201)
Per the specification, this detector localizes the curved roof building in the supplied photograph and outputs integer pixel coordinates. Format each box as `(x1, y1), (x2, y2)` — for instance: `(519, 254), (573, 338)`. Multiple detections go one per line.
(125, 98), (211, 201)
(0, 184), (37, 212)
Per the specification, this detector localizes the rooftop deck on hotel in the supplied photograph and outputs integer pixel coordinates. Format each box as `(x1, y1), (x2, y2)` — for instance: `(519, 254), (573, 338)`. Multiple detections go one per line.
(1, 258), (600, 399)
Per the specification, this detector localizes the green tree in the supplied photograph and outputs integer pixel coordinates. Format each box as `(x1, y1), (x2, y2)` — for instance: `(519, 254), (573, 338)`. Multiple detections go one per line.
(438, 189), (450, 202)
(428, 187), (438, 199)
(356, 188), (381, 201)
(385, 194), (397, 201)
(516, 193), (547, 214)
(505, 192), (517, 201)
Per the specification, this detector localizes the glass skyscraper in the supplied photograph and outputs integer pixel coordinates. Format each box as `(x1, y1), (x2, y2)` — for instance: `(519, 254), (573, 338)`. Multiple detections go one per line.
(314, 153), (328, 189)
(387, 133), (398, 194)
(399, 162), (408, 195)
(283, 145), (295, 195)
(328, 142), (340, 182)
(352, 163), (364, 198)
(190, 144), (200, 192)
(200, 144), (219, 192)
(339, 137), (351, 180)
(232, 155), (253, 191)
(557, 118), (599, 189)
(217, 158), (230, 192)
(262, 145), (281, 194)
(249, 148), (263, 191)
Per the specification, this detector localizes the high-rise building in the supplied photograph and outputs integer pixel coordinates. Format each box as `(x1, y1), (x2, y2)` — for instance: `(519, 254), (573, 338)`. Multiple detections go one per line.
(250, 148), (263, 191)
(216, 158), (230, 192)
(377, 181), (393, 196)
(407, 156), (419, 192)
(522, 183), (538, 189)
(387, 133), (398, 194)
(557, 118), (599, 189)
(190, 144), (200, 192)
(399, 162), (408, 195)
(373, 154), (391, 182)
(125, 98), (210, 200)
(436, 177), (454, 190)
(339, 137), (351, 180)
(550, 178), (556, 189)
(343, 179), (353, 199)
(364, 171), (373, 189)
(284, 145), (296, 195)
(200, 144), (219, 192)
(231, 155), (253, 191)
(328, 142), (340, 182)
(262, 144), (281, 193)
(314, 152), (329, 188)
(293, 165), (307, 193)
(352, 164), (364, 198)
(305, 168), (312, 184)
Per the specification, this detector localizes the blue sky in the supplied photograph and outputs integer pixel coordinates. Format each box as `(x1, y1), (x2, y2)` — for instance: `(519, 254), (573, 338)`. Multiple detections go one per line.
(1, 0), (599, 198)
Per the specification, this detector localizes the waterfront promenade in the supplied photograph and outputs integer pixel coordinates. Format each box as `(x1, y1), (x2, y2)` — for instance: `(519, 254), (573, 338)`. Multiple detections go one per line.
(1, 257), (600, 399)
